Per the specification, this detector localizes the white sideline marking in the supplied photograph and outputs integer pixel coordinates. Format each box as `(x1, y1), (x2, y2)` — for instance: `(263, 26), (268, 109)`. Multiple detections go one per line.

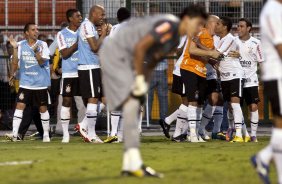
(0, 160), (37, 166)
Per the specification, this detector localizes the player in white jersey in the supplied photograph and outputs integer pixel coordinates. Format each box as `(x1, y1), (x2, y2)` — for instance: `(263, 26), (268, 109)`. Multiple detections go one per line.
(160, 36), (189, 142)
(251, 1), (282, 183)
(57, 9), (83, 143)
(214, 17), (245, 143)
(8, 23), (51, 142)
(104, 7), (131, 143)
(236, 18), (264, 143)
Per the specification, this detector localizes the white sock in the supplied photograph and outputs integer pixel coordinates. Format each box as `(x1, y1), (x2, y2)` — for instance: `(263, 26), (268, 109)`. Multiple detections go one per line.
(199, 104), (215, 134)
(250, 110), (259, 137)
(80, 116), (88, 130)
(98, 103), (106, 113)
(212, 106), (223, 133)
(110, 111), (121, 136)
(231, 103), (243, 138)
(187, 105), (198, 136)
(242, 120), (250, 137)
(124, 148), (143, 171)
(40, 111), (50, 137)
(271, 128), (282, 183)
(12, 109), (23, 138)
(173, 105), (188, 137)
(258, 145), (273, 165)
(61, 106), (70, 138)
(117, 116), (123, 142)
(165, 109), (179, 125)
(227, 109), (235, 129)
(86, 103), (98, 139)
(196, 107), (203, 135)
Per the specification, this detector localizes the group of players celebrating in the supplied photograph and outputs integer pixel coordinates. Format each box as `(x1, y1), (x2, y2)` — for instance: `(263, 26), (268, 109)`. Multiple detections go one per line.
(160, 15), (263, 144)
(4, 1), (282, 182)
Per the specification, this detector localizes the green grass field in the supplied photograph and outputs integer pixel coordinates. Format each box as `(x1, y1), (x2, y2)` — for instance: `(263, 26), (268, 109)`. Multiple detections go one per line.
(0, 136), (277, 184)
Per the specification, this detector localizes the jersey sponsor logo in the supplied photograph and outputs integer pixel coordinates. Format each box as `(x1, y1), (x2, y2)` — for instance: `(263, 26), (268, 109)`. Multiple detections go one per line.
(25, 71), (38, 75)
(155, 22), (171, 34)
(221, 72), (230, 77)
(240, 60), (252, 67)
(24, 64), (37, 69)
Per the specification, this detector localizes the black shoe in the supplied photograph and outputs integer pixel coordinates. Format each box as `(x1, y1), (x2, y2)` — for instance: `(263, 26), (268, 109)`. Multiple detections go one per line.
(171, 134), (187, 142)
(121, 165), (164, 178)
(159, 119), (170, 138)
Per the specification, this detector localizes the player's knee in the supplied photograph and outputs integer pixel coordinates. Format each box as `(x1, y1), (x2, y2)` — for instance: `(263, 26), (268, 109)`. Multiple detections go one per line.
(16, 103), (26, 110)
(62, 97), (72, 107)
(39, 106), (47, 113)
(249, 104), (258, 112)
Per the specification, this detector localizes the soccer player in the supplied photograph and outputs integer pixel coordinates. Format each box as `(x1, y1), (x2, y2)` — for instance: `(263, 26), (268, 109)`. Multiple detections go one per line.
(236, 18), (264, 142)
(196, 15), (226, 141)
(160, 35), (189, 142)
(76, 5), (107, 143)
(180, 16), (221, 143)
(8, 23), (51, 142)
(251, 0), (282, 183)
(104, 7), (131, 144)
(100, 5), (208, 177)
(57, 9), (83, 143)
(214, 17), (245, 143)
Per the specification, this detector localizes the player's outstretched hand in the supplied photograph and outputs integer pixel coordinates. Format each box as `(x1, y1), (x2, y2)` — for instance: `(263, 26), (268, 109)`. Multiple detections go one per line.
(132, 75), (148, 97)
(228, 50), (240, 58)
(101, 24), (108, 37)
(8, 35), (18, 49)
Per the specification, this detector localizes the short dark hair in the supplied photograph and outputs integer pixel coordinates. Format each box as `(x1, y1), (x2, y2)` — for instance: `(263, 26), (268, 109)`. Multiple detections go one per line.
(239, 18), (252, 31)
(66, 9), (79, 22)
(117, 7), (130, 23)
(180, 5), (208, 20)
(220, 16), (233, 32)
(24, 23), (36, 33)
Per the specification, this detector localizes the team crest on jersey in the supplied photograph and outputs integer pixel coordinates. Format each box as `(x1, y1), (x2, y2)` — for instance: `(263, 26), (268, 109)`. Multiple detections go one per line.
(66, 85), (71, 93)
(19, 92), (24, 100)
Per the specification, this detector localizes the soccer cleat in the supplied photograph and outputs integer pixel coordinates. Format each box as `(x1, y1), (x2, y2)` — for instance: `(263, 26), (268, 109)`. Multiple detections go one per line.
(5, 133), (21, 142)
(74, 123), (88, 141)
(198, 136), (206, 142)
(62, 135), (70, 143)
(230, 136), (244, 143)
(226, 128), (234, 141)
(250, 155), (270, 184)
(43, 135), (50, 142)
(244, 136), (251, 142)
(251, 136), (258, 142)
(199, 132), (211, 141)
(212, 132), (226, 140)
(121, 165), (164, 178)
(159, 119), (170, 138)
(90, 136), (104, 144)
(171, 134), (187, 142)
(104, 136), (118, 143)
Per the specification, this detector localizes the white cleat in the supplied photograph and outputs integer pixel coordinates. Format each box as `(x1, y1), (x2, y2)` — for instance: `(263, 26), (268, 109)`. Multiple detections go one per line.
(90, 136), (104, 144)
(62, 135), (70, 143)
(43, 135), (50, 142)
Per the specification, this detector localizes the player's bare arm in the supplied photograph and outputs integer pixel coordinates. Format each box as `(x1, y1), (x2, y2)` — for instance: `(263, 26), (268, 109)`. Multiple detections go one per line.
(275, 44), (282, 60)
(87, 24), (107, 53)
(189, 40), (220, 59)
(60, 41), (78, 59)
(8, 35), (19, 86)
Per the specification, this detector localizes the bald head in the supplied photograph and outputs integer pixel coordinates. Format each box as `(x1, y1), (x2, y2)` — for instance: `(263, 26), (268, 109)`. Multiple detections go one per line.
(89, 5), (105, 25)
(205, 15), (219, 35)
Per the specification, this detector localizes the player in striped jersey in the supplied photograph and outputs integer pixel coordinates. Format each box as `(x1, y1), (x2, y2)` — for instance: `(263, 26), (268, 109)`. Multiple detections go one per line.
(236, 18), (264, 142)
(214, 17), (245, 143)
